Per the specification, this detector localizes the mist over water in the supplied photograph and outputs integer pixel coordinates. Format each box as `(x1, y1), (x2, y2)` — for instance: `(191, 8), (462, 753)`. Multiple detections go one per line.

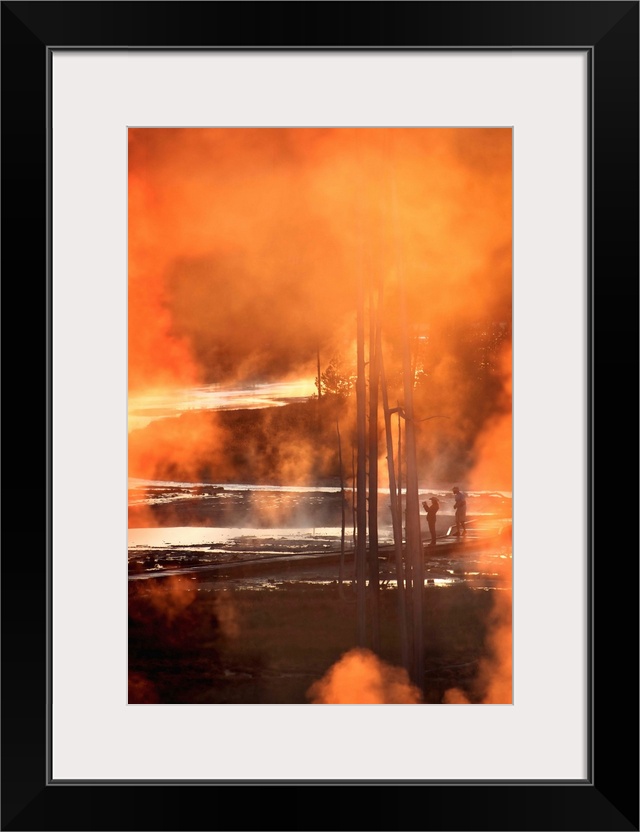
(128, 476), (512, 590)
(128, 128), (513, 493)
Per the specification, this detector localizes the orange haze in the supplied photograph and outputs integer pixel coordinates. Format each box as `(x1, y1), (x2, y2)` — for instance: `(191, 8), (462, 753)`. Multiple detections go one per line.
(443, 555), (513, 704)
(307, 648), (423, 704)
(129, 128), (512, 488)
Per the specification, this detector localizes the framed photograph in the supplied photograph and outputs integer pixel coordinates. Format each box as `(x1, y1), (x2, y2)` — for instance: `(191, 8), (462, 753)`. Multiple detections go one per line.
(126, 122), (516, 714)
(3, 2), (638, 830)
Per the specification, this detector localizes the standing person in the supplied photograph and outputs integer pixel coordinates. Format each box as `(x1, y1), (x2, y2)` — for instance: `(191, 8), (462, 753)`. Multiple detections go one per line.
(452, 486), (467, 537)
(422, 497), (439, 546)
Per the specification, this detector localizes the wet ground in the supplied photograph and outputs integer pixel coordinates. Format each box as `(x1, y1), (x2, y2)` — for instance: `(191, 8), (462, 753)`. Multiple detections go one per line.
(128, 557), (510, 705)
(128, 482), (512, 592)
(128, 520), (512, 705)
(129, 530), (512, 593)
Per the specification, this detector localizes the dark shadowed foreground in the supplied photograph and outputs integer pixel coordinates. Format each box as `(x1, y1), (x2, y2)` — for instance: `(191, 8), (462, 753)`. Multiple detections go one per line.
(129, 567), (509, 705)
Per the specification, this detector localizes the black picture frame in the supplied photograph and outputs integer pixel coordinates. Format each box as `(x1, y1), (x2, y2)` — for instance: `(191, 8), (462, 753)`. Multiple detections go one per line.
(2, 2), (638, 830)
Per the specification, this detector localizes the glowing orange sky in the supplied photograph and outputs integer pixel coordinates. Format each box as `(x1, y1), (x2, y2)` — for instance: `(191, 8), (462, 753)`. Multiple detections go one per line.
(128, 128), (512, 489)
(129, 128), (510, 382)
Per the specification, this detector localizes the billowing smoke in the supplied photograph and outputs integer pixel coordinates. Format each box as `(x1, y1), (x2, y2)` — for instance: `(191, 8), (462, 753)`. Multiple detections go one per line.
(128, 396), (354, 484)
(443, 557), (513, 704)
(135, 575), (195, 624)
(128, 582), (242, 703)
(467, 342), (512, 492)
(306, 647), (422, 704)
(128, 577), (242, 649)
(129, 127), (512, 489)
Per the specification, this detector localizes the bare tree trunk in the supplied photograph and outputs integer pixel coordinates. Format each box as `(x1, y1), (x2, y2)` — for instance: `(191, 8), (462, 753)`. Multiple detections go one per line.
(337, 420), (346, 600)
(397, 410), (403, 550)
(356, 258), (368, 647)
(368, 278), (381, 651)
(391, 155), (424, 691)
(399, 275), (424, 692)
(397, 407), (414, 664)
(380, 350), (410, 672)
(402, 340), (424, 690)
(351, 445), (357, 579)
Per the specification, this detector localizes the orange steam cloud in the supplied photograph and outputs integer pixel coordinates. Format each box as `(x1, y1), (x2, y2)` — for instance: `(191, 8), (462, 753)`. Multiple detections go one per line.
(129, 128), (512, 489)
(129, 397), (354, 485)
(306, 648), (422, 704)
(128, 410), (226, 482)
(468, 342), (513, 492)
(128, 171), (201, 393)
(129, 578), (242, 655)
(443, 556), (513, 704)
(136, 575), (196, 624)
(475, 585), (513, 703)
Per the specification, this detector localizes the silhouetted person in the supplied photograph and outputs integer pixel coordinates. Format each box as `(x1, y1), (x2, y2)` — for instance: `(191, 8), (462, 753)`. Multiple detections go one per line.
(452, 486), (467, 537)
(422, 497), (439, 546)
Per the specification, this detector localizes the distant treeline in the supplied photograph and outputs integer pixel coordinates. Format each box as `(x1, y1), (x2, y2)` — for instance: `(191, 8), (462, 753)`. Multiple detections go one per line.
(129, 392), (499, 487)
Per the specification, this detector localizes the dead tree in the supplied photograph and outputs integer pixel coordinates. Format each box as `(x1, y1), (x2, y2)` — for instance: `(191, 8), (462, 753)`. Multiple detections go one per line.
(351, 446), (357, 574)
(355, 252), (368, 647)
(390, 159), (424, 691)
(368, 277), (381, 651)
(380, 350), (410, 672)
(400, 275), (425, 690)
(336, 420), (346, 600)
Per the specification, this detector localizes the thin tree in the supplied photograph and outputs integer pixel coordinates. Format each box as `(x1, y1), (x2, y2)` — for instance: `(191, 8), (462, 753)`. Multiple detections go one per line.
(368, 276), (381, 651)
(351, 445), (357, 574)
(392, 160), (424, 691)
(355, 261), (368, 646)
(397, 408), (404, 553)
(396, 405), (414, 666)
(400, 318), (424, 686)
(380, 347), (410, 671)
(336, 420), (346, 600)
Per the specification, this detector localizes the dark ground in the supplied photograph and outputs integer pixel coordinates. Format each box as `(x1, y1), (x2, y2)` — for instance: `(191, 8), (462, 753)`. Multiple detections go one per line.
(128, 557), (508, 705)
